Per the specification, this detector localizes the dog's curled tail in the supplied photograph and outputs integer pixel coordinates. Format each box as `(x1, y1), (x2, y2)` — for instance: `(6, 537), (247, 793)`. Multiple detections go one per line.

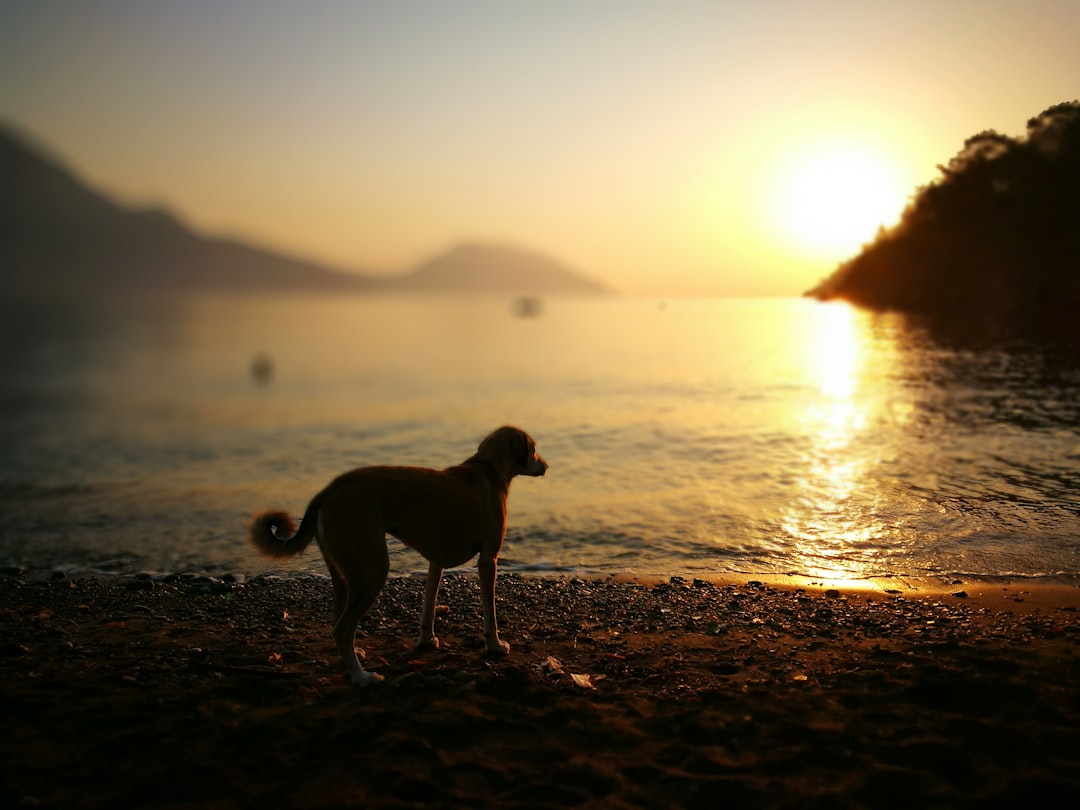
(249, 509), (316, 559)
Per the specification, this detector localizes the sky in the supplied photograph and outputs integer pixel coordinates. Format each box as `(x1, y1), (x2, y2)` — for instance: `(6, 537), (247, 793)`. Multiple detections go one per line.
(2, 0), (1078, 296)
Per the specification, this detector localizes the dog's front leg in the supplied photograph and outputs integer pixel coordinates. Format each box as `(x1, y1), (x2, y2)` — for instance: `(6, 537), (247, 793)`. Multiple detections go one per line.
(417, 562), (443, 650)
(477, 555), (509, 655)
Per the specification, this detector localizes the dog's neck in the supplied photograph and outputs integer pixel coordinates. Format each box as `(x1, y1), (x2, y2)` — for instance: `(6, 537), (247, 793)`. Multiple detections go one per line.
(463, 455), (510, 491)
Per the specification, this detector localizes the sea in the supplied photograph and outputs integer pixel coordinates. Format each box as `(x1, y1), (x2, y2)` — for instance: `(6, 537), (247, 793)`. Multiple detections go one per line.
(1, 294), (1078, 585)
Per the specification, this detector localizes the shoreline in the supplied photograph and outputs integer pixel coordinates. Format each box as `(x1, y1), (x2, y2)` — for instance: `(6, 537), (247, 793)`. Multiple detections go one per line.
(8, 564), (1080, 614)
(2, 569), (1079, 807)
(643, 571), (1080, 616)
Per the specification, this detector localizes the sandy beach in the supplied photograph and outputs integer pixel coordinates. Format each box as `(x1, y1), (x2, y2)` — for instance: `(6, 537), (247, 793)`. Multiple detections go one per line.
(2, 570), (1078, 808)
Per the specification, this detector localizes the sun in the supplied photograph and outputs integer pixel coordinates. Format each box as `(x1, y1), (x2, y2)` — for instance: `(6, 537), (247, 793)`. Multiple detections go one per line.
(774, 146), (907, 260)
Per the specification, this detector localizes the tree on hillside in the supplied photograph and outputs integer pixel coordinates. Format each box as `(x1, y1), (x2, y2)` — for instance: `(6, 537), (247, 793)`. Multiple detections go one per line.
(809, 101), (1080, 340)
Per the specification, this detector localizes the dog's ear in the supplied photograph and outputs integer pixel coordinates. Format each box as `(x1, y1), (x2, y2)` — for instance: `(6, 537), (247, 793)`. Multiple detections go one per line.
(511, 430), (531, 468)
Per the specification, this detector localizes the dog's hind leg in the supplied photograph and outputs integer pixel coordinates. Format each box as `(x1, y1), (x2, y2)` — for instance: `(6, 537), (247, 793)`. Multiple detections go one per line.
(416, 561), (443, 650)
(328, 533), (389, 687)
(323, 560), (365, 660)
(317, 518), (365, 662)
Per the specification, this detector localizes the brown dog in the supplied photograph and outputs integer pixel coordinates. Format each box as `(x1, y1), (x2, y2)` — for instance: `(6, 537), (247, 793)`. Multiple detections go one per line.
(249, 426), (547, 686)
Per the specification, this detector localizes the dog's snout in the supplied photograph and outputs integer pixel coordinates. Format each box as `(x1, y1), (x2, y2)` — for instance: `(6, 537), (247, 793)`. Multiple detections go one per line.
(530, 454), (549, 476)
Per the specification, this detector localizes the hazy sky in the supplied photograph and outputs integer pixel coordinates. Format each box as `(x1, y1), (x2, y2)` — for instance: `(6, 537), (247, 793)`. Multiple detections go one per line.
(2, 0), (1077, 295)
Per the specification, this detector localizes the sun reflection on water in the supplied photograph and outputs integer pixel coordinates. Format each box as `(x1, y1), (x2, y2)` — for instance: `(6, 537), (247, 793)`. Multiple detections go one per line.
(812, 302), (859, 401)
(780, 302), (889, 579)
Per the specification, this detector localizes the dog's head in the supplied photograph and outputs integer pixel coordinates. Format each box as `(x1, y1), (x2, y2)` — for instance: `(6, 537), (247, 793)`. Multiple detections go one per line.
(477, 426), (548, 479)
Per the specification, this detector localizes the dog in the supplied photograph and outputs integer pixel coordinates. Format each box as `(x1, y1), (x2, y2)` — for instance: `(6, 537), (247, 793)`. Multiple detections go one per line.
(249, 426), (547, 686)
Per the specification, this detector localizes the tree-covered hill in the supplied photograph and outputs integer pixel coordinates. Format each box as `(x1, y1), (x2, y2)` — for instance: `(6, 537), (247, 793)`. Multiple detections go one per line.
(809, 102), (1080, 340)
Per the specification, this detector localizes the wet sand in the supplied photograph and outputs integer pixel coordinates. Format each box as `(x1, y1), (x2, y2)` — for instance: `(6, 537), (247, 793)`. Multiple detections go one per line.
(1, 570), (1078, 808)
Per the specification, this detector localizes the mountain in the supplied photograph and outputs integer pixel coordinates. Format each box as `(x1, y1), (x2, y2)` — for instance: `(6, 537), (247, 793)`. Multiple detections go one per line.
(391, 242), (612, 296)
(0, 124), (613, 298)
(0, 125), (376, 296)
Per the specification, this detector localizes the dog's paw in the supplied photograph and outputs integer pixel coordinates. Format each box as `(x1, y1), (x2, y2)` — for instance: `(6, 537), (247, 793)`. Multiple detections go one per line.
(351, 670), (385, 688)
(486, 639), (511, 657)
(415, 635), (440, 651)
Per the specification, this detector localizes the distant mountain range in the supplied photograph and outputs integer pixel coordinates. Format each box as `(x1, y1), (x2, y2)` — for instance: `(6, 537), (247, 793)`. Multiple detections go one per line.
(0, 123), (612, 298)
(395, 242), (610, 294)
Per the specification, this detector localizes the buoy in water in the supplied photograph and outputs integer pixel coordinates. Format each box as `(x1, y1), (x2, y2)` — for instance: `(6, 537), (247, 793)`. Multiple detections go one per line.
(251, 353), (274, 384)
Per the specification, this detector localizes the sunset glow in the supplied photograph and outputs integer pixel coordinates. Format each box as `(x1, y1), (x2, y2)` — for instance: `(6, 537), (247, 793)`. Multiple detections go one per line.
(1, 1), (1078, 296)
(774, 146), (908, 262)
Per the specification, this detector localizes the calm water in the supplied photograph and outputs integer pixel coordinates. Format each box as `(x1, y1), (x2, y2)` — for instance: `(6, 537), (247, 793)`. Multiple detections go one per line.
(1, 295), (1078, 583)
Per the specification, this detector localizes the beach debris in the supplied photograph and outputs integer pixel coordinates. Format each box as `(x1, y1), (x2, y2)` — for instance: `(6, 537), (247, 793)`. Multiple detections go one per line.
(952, 591), (968, 599)
(538, 656), (598, 689)
(825, 589), (842, 599)
(570, 673), (597, 690)
(540, 656), (565, 676)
